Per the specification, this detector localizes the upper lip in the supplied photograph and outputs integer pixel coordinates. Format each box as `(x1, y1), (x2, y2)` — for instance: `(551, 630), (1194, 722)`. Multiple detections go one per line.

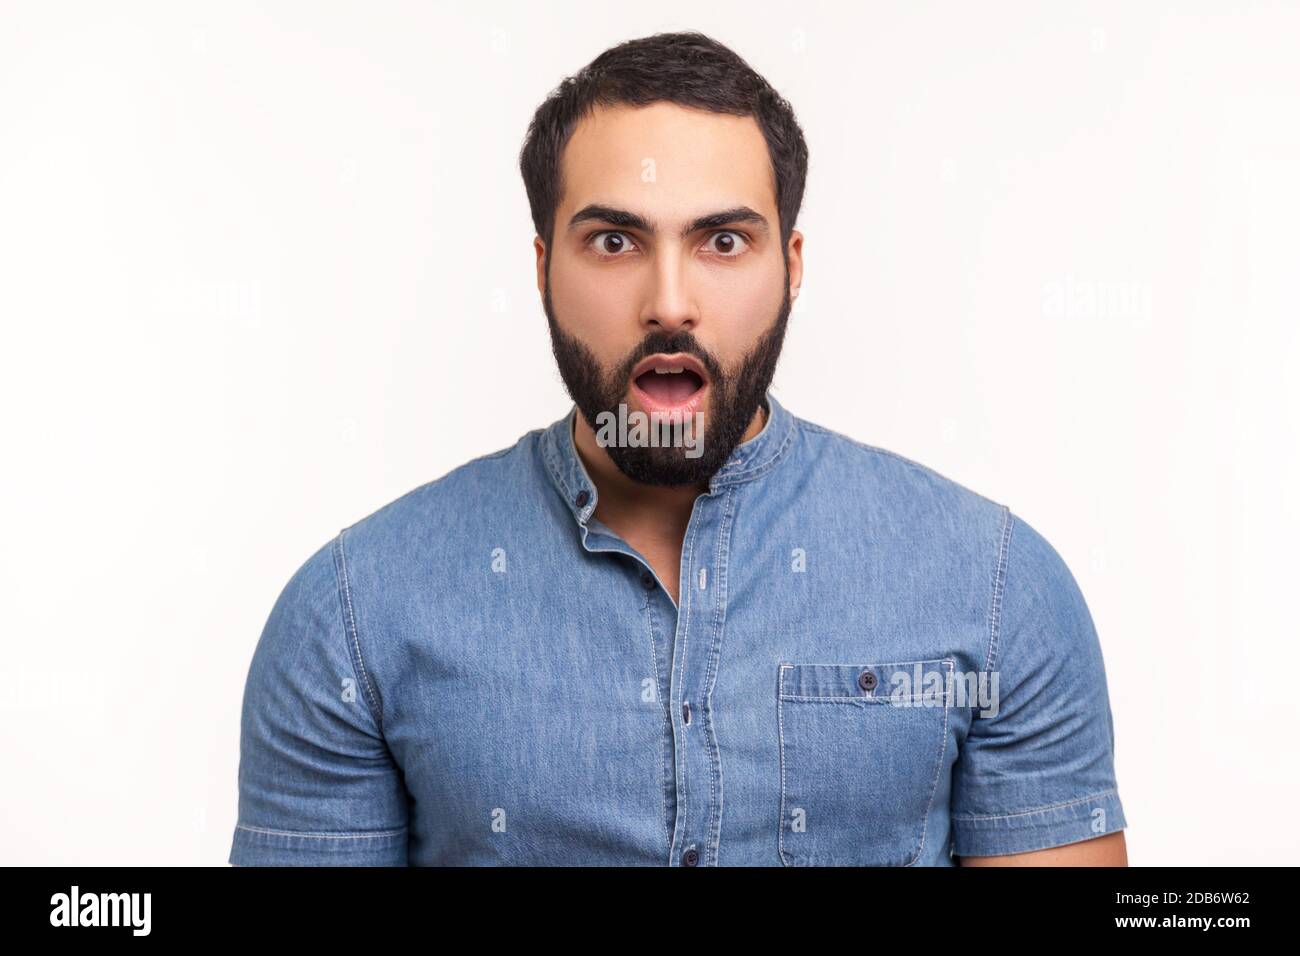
(630, 352), (710, 385)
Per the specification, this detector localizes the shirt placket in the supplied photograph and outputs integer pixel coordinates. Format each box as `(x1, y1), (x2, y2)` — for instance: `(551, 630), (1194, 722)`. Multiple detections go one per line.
(572, 495), (726, 867)
(663, 483), (733, 867)
(544, 398), (784, 866)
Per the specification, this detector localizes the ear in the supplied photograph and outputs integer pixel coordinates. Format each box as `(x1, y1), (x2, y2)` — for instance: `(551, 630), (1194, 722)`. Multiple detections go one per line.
(534, 236), (547, 297)
(786, 229), (804, 299)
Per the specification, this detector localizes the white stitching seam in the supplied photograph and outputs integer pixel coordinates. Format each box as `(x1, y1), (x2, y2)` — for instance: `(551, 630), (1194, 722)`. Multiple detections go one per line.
(952, 788), (1120, 823)
(778, 694), (947, 704)
(905, 661), (953, 866)
(335, 531), (383, 729)
(236, 824), (406, 840)
(642, 587), (672, 855)
(777, 664), (791, 866)
(702, 483), (736, 866)
(669, 495), (702, 862)
(985, 507), (1013, 675)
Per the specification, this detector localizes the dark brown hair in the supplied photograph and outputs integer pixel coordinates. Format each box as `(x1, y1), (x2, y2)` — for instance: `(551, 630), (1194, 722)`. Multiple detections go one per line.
(519, 31), (809, 259)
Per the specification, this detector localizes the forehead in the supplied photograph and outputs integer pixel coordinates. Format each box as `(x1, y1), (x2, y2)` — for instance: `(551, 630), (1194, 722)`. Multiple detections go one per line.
(558, 101), (776, 221)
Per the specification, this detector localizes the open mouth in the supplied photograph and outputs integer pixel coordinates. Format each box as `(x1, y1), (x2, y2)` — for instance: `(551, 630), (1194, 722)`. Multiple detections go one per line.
(629, 354), (709, 415)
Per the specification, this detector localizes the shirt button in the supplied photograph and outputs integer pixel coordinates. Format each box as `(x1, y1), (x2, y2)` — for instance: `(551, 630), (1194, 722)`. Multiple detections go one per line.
(858, 669), (877, 692)
(640, 571), (655, 590)
(575, 490), (590, 508)
(681, 847), (699, 867)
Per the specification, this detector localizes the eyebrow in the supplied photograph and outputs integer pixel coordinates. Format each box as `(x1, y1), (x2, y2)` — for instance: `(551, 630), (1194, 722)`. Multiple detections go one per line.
(566, 204), (771, 240)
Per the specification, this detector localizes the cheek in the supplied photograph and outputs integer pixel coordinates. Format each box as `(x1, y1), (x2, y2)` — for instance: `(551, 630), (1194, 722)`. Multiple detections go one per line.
(548, 259), (641, 377)
(550, 259), (629, 337)
(703, 262), (785, 337)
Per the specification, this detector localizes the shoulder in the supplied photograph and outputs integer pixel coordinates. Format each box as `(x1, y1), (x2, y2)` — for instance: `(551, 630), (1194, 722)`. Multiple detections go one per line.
(254, 535), (342, 665)
(788, 414), (1095, 654)
(997, 508), (1098, 660)
(336, 426), (546, 558)
(260, 426), (547, 671)
(792, 414), (1010, 532)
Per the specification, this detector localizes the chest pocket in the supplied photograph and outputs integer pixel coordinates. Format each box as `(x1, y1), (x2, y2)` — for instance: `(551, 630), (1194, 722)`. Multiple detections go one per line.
(777, 659), (953, 866)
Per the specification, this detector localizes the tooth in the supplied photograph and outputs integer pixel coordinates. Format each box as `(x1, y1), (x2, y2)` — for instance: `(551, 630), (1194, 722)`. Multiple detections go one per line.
(653, 366), (684, 374)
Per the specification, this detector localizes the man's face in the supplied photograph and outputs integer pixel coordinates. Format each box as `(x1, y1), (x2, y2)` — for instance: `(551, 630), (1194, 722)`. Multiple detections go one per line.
(537, 101), (803, 486)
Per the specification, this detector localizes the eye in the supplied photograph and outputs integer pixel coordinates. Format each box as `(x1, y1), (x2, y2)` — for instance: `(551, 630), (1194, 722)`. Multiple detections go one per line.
(705, 231), (749, 257)
(587, 230), (637, 257)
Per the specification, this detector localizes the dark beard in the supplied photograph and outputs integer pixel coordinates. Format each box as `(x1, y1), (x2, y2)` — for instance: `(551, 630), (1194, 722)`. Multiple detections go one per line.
(543, 274), (791, 487)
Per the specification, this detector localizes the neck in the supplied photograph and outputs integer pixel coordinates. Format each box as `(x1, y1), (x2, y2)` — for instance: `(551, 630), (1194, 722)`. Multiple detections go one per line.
(572, 402), (768, 526)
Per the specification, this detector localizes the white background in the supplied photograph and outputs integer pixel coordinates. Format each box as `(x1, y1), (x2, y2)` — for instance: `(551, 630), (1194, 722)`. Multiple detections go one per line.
(2, 1), (1296, 865)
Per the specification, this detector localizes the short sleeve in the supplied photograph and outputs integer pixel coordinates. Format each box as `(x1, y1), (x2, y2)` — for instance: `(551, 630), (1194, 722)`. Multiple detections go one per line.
(229, 534), (409, 866)
(951, 511), (1127, 858)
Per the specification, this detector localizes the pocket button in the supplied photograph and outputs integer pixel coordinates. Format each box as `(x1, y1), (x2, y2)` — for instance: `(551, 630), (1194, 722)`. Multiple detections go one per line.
(857, 669), (877, 692)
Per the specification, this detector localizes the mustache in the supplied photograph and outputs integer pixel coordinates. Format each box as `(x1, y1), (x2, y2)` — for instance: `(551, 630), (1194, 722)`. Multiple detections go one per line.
(615, 331), (725, 385)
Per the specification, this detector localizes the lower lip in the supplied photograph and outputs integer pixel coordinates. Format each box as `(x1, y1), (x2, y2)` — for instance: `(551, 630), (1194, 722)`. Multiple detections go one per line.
(629, 375), (709, 421)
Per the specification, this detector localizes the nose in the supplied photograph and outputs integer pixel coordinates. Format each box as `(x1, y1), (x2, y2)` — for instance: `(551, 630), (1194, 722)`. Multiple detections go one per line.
(640, 247), (698, 335)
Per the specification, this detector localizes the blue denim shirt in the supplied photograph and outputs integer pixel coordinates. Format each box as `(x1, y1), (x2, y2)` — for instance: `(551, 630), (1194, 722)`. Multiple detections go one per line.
(230, 391), (1126, 866)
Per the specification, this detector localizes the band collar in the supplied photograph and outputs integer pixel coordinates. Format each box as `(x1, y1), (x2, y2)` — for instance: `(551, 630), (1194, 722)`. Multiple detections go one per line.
(541, 391), (796, 526)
